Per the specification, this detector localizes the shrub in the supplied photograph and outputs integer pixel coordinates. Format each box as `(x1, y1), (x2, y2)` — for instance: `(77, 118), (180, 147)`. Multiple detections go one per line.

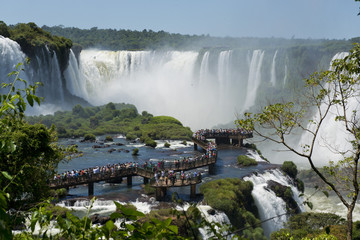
(105, 135), (113, 142)
(145, 138), (157, 148)
(243, 143), (257, 150)
(164, 142), (171, 148)
(281, 161), (298, 179)
(126, 133), (137, 140)
(296, 178), (304, 193)
(83, 133), (96, 142)
(237, 155), (258, 166)
(132, 148), (139, 156)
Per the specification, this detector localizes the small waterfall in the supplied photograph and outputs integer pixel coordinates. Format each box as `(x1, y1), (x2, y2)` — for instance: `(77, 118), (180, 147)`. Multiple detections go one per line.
(298, 52), (354, 165)
(199, 51), (210, 86)
(217, 50), (232, 86)
(244, 50), (265, 110)
(243, 169), (304, 237)
(197, 205), (232, 239)
(64, 50), (88, 100)
(270, 50), (278, 86)
(283, 64), (288, 87)
(0, 36), (27, 91)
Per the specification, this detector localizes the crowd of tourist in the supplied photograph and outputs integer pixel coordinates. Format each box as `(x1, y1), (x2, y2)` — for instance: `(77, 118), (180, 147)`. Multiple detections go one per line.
(154, 170), (201, 186)
(192, 128), (252, 140)
(53, 162), (139, 181)
(52, 129), (238, 187)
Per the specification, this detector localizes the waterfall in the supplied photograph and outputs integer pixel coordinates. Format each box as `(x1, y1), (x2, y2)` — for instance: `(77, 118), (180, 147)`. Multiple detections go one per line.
(198, 205), (232, 239)
(283, 64), (288, 87)
(270, 50), (278, 86)
(297, 52), (354, 165)
(199, 51), (210, 86)
(0, 36), (27, 91)
(217, 50), (232, 86)
(244, 50), (265, 110)
(64, 50), (88, 100)
(0, 38), (335, 129)
(243, 169), (304, 237)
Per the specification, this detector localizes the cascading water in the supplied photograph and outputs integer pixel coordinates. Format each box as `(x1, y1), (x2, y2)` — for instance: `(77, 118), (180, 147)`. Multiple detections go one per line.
(297, 52), (354, 166)
(0, 35), (335, 129)
(64, 49), (248, 129)
(199, 51), (210, 86)
(0, 36), (26, 89)
(244, 50), (265, 110)
(270, 50), (278, 86)
(283, 64), (288, 87)
(243, 169), (304, 237)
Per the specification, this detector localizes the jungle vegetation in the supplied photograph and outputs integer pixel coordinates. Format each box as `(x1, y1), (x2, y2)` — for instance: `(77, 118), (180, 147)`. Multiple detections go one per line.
(26, 102), (193, 143)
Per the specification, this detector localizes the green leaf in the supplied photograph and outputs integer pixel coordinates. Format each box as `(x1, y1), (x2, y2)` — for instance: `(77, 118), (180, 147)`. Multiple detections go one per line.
(27, 95), (34, 107)
(105, 220), (115, 231)
(322, 191), (329, 198)
(164, 217), (172, 227)
(168, 225), (178, 234)
(126, 223), (135, 231)
(1, 172), (13, 181)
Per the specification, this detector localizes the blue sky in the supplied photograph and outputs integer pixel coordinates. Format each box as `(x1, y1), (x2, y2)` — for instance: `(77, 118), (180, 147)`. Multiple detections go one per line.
(1, 0), (359, 39)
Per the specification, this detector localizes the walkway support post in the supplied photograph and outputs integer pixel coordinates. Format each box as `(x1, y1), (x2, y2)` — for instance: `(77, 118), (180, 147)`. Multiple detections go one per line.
(127, 176), (132, 186)
(88, 182), (94, 196)
(194, 143), (198, 151)
(190, 184), (196, 198)
(144, 177), (149, 184)
(156, 187), (167, 200)
(208, 163), (215, 175)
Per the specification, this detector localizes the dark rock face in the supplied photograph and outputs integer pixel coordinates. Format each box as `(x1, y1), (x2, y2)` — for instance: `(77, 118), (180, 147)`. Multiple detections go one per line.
(266, 180), (301, 214)
(90, 214), (110, 225)
(207, 208), (216, 215)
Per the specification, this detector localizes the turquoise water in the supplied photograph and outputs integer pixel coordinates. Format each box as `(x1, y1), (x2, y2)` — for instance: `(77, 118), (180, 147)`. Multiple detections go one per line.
(57, 136), (278, 201)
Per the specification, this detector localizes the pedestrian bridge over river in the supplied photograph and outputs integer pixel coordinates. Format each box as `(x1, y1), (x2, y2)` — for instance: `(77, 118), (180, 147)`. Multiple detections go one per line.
(50, 128), (252, 200)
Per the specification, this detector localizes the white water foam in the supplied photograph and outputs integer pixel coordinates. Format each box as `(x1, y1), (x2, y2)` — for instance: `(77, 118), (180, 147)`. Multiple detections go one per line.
(197, 205), (232, 239)
(244, 169), (304, 237)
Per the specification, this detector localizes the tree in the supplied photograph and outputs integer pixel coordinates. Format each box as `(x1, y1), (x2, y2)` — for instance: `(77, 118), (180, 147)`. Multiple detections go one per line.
(236, 44), (360, 240)
(0, 61), (76, 209)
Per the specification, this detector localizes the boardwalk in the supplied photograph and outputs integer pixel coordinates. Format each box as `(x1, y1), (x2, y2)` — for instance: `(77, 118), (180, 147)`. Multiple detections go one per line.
(193, 128), (253, 147)
(49, 156), (214, 190)
(50, 128), (251, 200)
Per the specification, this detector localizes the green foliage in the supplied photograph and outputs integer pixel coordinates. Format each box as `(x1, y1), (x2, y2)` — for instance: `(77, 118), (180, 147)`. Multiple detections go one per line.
(353, 221), (360, 240)
(105, 135), (113, 142)
(0, 62), (75, 209)
(237, 155), (258, 166)
(132, 148), (139, 156)
(41, 25), (352, 52)
(144, 138), (157, 148)
(281, 161), (298, 179)
(3, 22), (72, 72)
(271, 212), (346, 240)
(83, 133), (96, 142)
(200, 178), (266, 239)
(0, 62), (77, 238)
(26, 102), (192, 141)
(164, 142), (171, 148)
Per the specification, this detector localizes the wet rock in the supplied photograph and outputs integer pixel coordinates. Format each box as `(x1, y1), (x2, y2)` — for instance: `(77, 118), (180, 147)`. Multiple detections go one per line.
(266, 180), (300, 214)
(90, 214), (110, 225)
(207, 208), (216, 215)
(108, 148), (117, 153)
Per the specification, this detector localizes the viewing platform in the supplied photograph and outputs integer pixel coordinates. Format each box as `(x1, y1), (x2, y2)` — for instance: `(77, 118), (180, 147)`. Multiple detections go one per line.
(51, 128), (249, 200)
(192, 128), (253, 149)
(50, 155), (214, 200)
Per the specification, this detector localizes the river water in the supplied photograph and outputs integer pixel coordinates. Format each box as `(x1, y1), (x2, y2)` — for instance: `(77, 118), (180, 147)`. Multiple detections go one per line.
(57, 135), (276, 201)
